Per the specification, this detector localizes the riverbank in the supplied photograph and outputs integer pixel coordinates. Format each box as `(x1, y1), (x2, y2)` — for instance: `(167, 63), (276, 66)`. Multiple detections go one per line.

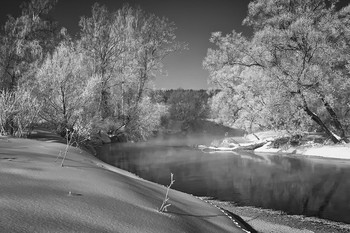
(207, 200), (350, 233)
(202, 130), (350, 160)
(256, 142), (350, 160)
(253, 131), (350, 160)
(0, 134), (248, 232)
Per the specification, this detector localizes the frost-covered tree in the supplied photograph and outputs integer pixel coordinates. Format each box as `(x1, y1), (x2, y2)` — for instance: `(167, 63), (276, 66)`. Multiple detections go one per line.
(79, 3), (135, 119)
(0, 87), (41, 136)
(0, 0), (60, 135)
(204, 0), (350, 142)
(79, 4), (184, 140)
(0, 0), (59, 90)
(36, 40), (86, 136)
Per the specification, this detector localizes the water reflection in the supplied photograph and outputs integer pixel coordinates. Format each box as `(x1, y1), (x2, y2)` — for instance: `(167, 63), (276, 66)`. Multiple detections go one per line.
(97, 141), (350, 224)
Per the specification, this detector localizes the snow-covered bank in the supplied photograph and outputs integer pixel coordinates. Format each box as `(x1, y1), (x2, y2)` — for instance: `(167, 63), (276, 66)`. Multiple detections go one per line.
(256, 143), (350, 160)
(252, 132), (350, 160)
(0, 137), (247, 233)
(202, 130), (350, 160)
(209, 200), (350, 233)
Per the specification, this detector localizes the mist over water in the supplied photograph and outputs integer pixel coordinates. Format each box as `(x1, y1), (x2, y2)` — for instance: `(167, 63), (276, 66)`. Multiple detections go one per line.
(97, 136), (350, 224)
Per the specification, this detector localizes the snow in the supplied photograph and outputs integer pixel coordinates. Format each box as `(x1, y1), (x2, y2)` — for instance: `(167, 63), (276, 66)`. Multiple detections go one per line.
(255, 143), (350, 160)
(244, 131), (350, 160)
(301, 145), (350, 160)
(0, 137), (246, 233)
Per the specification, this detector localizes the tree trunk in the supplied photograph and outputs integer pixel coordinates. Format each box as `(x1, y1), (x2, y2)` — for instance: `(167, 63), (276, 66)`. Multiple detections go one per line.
(137, 73), (147, 103)
(99, 71), (109, 120)
(100, 90), (109, 120)
(61, 86), (68, 126)
(121, 81), (125, 124)
(301, 97), (340, 143)
(320, 97), (349, 143)
(7, 73), (17, 135)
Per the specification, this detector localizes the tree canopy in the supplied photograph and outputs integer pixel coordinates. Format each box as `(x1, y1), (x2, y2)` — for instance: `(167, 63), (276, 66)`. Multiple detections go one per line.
(0, 0), (185, 142)
(204, 0), (350, 143)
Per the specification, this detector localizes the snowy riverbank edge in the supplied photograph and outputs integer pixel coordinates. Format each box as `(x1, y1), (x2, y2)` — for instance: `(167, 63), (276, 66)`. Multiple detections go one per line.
(0, 136), (250, 233)
(255, 142), (350, 160)
(198, 130), (350, 160)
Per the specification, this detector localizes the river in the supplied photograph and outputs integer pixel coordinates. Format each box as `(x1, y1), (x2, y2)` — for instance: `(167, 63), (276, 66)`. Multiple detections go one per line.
(96, 137), (350, 224)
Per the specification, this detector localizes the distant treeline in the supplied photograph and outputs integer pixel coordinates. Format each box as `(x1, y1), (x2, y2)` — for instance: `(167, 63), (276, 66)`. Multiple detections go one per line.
(150, 89), (218, 123)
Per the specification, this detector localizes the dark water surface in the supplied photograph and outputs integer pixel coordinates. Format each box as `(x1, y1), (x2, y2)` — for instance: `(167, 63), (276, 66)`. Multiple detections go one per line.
(97, 139), (350, 224)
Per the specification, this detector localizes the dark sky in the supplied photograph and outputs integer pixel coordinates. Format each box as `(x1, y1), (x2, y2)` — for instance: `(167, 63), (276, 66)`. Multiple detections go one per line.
(51, 0), (252, 90)
(1, 0), (348, 89)
(0, 0), (251, 90)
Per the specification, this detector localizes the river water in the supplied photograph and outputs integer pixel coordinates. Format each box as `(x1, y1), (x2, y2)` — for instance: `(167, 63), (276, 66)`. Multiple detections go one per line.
(96, 138), (350, 224)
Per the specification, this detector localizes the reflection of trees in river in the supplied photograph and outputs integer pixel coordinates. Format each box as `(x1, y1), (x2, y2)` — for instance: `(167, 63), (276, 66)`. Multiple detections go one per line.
(317, 171), (343, 218)
(182, 153), (348, 223)
(97, 144), (350, 223)
(211, 155), (349, 223)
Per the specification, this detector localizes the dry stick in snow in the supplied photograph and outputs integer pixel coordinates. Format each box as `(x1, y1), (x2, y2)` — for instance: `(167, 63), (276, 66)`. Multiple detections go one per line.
(60, 132), (71, 167)
(55, 128), (74, 167)
(159, 173), (175, 212)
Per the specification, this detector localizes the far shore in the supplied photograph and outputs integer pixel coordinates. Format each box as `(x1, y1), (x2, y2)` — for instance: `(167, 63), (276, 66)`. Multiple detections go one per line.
(198, 130), (350, 160)
(255, 143), (350, 160)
